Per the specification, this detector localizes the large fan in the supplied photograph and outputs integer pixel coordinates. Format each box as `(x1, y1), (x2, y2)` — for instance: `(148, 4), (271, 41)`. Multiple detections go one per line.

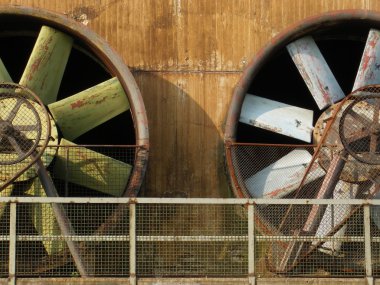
(224, 11), (380, 274)
(0, 7), (148, 276)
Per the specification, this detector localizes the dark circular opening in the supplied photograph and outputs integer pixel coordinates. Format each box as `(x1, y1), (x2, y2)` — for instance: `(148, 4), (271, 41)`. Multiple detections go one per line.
(236, 21), (372, 144)
(0, 15), (136, 146)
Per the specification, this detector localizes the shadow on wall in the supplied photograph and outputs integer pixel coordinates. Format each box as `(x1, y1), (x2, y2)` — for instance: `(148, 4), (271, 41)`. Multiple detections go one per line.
(133, 71), (230, 198)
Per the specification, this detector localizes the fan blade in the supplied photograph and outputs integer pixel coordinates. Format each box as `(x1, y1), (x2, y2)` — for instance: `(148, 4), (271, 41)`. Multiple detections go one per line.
(48, 77), (130, 140)
(287, 36), (345, 110)
(25, 179), (65, 255)
(0, 185), (13, 219)
(19, 26), (73, 105)
(314, 181), (358, 255)
(240, 94), (314, 142)
(353, 29), (380, 91)
(0, 58), (12, 82)
(53, 139), (132, 196)
(245, 149), (325, 198)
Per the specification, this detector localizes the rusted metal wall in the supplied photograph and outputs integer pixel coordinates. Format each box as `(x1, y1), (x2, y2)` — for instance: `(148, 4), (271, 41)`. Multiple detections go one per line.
(0, 0), (378, 198)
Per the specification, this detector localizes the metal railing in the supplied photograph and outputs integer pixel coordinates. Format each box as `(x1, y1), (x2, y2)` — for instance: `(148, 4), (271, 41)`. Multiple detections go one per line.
(0, 197), (379, 284)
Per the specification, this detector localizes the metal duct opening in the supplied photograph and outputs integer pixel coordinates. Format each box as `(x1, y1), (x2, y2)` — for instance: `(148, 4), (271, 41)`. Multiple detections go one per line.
(224, 10), (380, 275)
(0, 6), (149, 276)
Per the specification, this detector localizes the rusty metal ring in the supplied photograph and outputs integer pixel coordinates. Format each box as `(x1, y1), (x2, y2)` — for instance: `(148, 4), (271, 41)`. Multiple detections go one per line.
(0, 83), (50, 168)
(0, 93), (41, 164)
(340, 94), (380, 165)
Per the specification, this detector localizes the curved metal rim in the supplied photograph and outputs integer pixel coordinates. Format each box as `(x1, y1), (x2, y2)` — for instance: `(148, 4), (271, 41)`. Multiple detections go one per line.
(339, 93), (380, 165)
(224, 9), (380, 198)
(0, 5), (149, 196)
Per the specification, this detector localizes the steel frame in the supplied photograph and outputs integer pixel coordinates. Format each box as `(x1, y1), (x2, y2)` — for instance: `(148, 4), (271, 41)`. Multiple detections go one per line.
(0, 197), (378, 284)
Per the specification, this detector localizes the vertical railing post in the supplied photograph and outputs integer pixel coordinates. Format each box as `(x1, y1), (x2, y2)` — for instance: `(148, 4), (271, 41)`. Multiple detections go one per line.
(364, 204), (373, 285)
(129, 202), (136, 285)
(248, 203), (256, 285)
(8, 202), (16, 285)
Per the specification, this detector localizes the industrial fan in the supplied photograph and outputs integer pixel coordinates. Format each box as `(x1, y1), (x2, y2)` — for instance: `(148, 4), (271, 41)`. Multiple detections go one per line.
(224, 10), (380, 274)
(0, 6), (149, 276)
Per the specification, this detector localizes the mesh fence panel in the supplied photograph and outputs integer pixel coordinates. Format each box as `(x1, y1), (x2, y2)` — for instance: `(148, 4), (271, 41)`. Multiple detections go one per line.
(49, 145), (136, 197)
(255, 204), (365, 277)
(0, 199), (373, 279)
(15, 203), (129, 277)
(136, 204), (248, 277)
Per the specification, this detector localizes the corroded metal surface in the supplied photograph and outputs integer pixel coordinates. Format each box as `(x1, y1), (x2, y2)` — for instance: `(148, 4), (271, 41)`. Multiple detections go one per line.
(287, 36), (345, 110)
(353, 29), (380, 90)
(0, 5), (149, 197)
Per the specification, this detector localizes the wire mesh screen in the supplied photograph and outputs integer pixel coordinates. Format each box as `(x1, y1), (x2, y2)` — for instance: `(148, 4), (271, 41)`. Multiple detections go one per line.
(371, 204), (380, 277)
(255, 204), (365, 277)
(0, 198), (375, 280)
(228, 142), (371, 276)
(15, 203), (129, 277)
(0, 203), (9, 277)
(49, 145), (136, 197)
(136, 204), (248, 277)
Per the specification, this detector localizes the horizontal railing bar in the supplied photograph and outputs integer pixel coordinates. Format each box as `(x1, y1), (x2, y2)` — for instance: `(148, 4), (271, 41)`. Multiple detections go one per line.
(16, 235), (130, 242)
(7, 235), (374, 242)
(0, 197), (379, 205)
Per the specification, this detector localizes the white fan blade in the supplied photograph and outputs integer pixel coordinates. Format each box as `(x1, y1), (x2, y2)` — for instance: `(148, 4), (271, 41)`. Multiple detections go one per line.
(245, 149), (325, 198)
(240, 94), (314, 142)
(314, 181), (358, 254)
(287, 36), (345, 110)
(353, 29), (380, 91)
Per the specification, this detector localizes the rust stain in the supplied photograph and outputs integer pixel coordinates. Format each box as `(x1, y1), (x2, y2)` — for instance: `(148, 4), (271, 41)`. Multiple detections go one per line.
(316, 78), (331, 105)
(65, 0), (121, 24)
(95, 97), (107, 105)
(71, 100), (85, 109)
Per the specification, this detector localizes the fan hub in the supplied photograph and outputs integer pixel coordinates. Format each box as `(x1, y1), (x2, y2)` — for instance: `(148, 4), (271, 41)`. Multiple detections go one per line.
(0, 83), (56, 177)
(0, 121), (14, 135)
(313, 101), (375, 182)
(340, 92), (380, 165)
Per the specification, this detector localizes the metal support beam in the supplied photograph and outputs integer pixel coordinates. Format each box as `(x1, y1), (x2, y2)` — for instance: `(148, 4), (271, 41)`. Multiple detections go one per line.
(8, 202), (16, 285)
(129, 203), (136, 285)
(364, 205), (373, 284)
(248, 204), (256, 285)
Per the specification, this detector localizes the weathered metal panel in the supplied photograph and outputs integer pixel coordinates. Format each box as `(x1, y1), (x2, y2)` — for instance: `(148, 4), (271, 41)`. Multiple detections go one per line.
(287, 36), (345, 110)
(240, 94), (314, 142)
(353, 29), (380, 91)
(134, 72), (237, 198)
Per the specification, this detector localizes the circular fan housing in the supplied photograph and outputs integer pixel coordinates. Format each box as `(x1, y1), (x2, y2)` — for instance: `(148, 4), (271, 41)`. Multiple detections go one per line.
(0, 6), (149, 197)
(224, 10), (380, 274)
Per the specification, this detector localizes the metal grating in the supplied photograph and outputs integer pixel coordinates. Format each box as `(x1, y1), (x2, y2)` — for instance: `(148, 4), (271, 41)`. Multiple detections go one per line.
(49, 145), (137, 197)
(256, 204), (365, 277)
(0, 197), (375, 282)
(136, 204), (248, 277)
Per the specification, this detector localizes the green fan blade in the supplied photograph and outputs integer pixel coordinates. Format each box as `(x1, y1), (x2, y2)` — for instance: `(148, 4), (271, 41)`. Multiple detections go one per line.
(19, 26), (73, 104)
(53, 139), (132, 196)
(48, 77), (130, 140)
(25, 179), (65, 255)
(0, 58), (12, 82)
(0, 185), (13, 220)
